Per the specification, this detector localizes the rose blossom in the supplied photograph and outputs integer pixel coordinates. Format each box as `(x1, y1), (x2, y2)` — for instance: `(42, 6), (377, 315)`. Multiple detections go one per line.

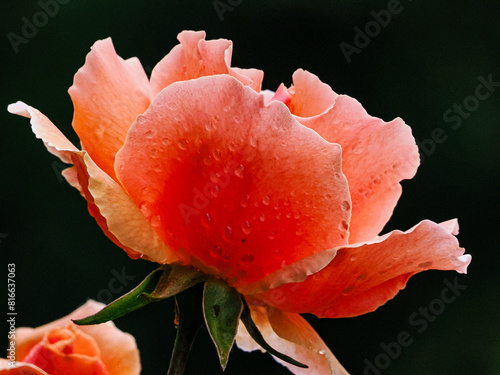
(0, 300), (140, 375)
(9, 31), (470, 374)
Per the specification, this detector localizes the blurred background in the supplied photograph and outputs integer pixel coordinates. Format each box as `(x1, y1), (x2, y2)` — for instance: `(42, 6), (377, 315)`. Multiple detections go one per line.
(1, 1), (498, 374)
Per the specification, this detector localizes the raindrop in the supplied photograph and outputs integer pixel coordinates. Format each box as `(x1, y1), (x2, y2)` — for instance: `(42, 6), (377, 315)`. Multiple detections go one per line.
(262, 195), (271, 205)
(178, 138), (188, 150)
(234, 165), (246, 178)
(241, 221), (252, 235)
(210, 244), (223, 258)
(139, 201), (151, 216)
(208, 185), (220, 198)
(204, 154), (213, 166)
(174, 114), (183, 122)
(150, 149), (160, 158)
(374, 177), (382, 185)
(352, 141), (364, 154)
(319, 350), (326, 356)
(150, 215), (162, 227)
(137, 116), (146, 124)
(293, 211), (301, 219)
(268, 231), (277, 240)
(341, 200), (351, 211)
(296, 228), (304, 236)
(145, 130), (155, 139)
(213, 149), (222, 160)
(386, 263), (393, 268)
(339, 220), (349, 231)
(305, 199), (313, 208)
(259, 214), (266, 222)
(325, 193), (333, 200)
(234, 116), (241, 124)
(357, 273), (367, 281)
(276, 212), (283, 220)
(286, 212), (292, 219)
(418, 261), (433, 268)
(250, 137), (258, 148)
(341, 285), (355, 295)
(350, 254), (357, 261)
(201, 213), (213, 228)
(141, 187), (149, 195)
(228, 142), (237, 152)
(162, 137), (171, 146)
(205, 122), (213, 131)
(222, 226), (234, 243)
(223, 105), (231, 112)
(240, 196), (249, 208)
(168, 101), (178, 110)
(283, 198), (290, 206)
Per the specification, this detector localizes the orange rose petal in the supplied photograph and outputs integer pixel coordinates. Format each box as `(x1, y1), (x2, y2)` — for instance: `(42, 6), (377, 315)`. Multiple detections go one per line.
(150, 30), (263, 95)
(116, 75), (351, 287)
(0, 359), (49, 375)
(256, 220), (471, 318)
(286, 70), (420, 243)
(287, 69), (339, 117)
(236, 304), (349, 375)
(15, 301), (140, 375)
(69, 38), (153, 181)
(84, 154), (177, 264)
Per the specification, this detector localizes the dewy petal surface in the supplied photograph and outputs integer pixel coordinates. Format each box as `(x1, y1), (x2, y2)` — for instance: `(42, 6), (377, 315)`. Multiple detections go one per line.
(236, 304), (349, 375)
(115, 75), (351, 287)
(69, 38), (153, 181)
(256, 220), (471, 318)
(150, 30), (263, 95)
(287, 70), (420, 243)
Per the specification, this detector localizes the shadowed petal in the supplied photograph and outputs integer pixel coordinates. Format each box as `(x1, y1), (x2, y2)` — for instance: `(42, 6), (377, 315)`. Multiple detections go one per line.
(236, 304), (349, 374)
(69, 38), (153, 181)
(115, 75), (350, 287)
(0, 359), (49, 375)
(256, 220), (471, 318)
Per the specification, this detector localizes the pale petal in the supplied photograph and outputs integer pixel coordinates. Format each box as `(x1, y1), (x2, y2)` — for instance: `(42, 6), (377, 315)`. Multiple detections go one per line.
(69, 38), (153, 181)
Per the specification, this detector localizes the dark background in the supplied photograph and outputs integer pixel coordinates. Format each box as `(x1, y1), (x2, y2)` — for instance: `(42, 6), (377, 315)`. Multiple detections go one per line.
(1, 1), (499, 374)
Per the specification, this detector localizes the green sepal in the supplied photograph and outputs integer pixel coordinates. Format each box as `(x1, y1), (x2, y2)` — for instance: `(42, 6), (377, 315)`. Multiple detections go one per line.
(141, 263), (206, 302)
(73, 266), (164, 325)
(203, 279), (243, 370)
(240, 299), (309, 369)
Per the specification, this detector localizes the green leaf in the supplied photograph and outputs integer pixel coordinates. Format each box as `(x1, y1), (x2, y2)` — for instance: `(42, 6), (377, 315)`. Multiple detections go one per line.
(73, 266), (164, 325)
(240, 299), (308, 369)
(142, 263), (206, 301)
(203, 279), (243, 370)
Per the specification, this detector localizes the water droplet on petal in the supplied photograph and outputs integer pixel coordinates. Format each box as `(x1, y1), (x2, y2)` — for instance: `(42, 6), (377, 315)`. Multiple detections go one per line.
(222, 226), (234, 243)
(342, 285), (355, 295)
(174, 114), (183, 122)
(268, 231), (276, 240)
(228, 142), (237, 152)
(319, 350), (326, 355)
(137, 116), (146, 124)
(205, 122), (213, 131)
(150, 149), (160, 158)
(357, 273), (367, 281)
(305, 199), (313, 208)
(262, 195), (271, 205)
(241, 221), (252, 235)
(293, 211), (301, 219)
(168, 101), (178, 110)
(141, 187), (149, 195)
(340, 220), (349, 230)
(250, 137), (258, 147)
(150, 215), (162, 227)
(178, 138), (188, 150)
(223, 105), (231, 112)
(162, 137), (171, 145)
(276, 212), (283, 220)
(210, 244), (222, 258)
(145, 130), (155, 139)
(208, 185), (220, 198)
(341, 200), (351, 211)
(350, 254), (357, 261)
(201, 213), (213, 228)
(240, 196), (249, 208)
(213, 149), (222, 161)
(234, 165), (246, 178)
(296, 228), (304, 236)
